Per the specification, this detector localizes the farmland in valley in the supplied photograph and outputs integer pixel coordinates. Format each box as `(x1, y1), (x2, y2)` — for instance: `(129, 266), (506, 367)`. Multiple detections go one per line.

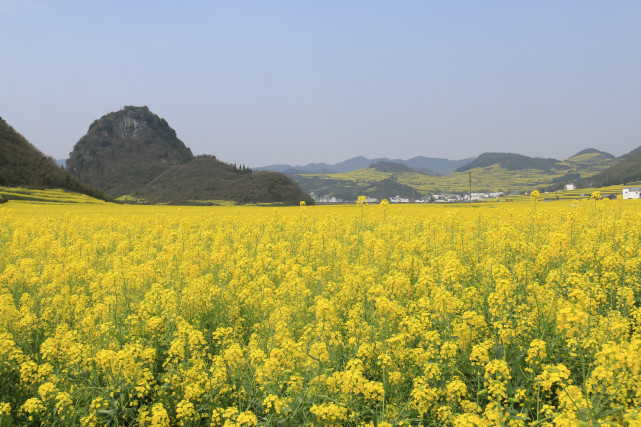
(1, 196), (641, 425)
(290, 150), (618, 200)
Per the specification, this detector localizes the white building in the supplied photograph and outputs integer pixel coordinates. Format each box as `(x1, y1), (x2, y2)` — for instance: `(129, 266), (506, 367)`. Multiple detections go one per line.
(390, 196), (410, 203)
(622, 183), (641, 199)
(564, 183), (576, 191)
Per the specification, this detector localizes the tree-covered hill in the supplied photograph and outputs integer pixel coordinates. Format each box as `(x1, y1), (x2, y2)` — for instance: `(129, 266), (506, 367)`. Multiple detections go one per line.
(0, 116), (109, 201)
(582, 145), (641, 187)
(456, 152), (565, 172)
(139, 155), (313, 205)
(67, 106), (194, 196)
(570, 148), (614, 160)
(370, 161), (417, 174)
(67, 106), (312, 205)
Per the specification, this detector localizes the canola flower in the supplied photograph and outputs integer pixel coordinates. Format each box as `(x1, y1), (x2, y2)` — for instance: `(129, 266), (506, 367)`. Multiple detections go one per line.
(0, 198), (641, 425)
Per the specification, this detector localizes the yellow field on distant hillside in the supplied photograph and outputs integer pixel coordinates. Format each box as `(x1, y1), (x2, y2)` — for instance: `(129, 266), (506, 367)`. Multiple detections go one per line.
(1, 198), (641, 425)
(0, 187), (108, 204)
(307, 151), (614, 195)
(320, 165), (565, 194)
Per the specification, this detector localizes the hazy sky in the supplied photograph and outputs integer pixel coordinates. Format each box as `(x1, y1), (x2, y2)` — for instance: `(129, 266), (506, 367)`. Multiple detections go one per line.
(1, 1), (640, 167)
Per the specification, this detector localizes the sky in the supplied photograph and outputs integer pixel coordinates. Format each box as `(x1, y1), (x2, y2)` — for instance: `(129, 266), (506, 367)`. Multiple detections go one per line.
(1, 1), (640, 167)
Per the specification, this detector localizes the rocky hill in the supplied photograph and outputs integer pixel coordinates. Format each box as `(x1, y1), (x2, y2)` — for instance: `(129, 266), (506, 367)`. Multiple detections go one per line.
(67, 106), (311, 205)
(0, 116), (109, 201)
(67, 106), (194, 196)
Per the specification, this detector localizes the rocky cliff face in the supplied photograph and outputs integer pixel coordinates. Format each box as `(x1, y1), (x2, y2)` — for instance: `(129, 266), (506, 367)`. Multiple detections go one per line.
(67, 106), (193, 196)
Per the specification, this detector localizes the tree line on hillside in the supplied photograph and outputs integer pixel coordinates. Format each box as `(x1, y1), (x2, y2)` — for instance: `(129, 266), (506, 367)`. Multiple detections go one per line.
(0, 117), (112, 201)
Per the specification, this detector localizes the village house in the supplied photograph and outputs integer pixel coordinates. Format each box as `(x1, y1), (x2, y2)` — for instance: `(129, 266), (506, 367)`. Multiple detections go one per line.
(622, 182), (641, 199)
(389, 195), (410, 203)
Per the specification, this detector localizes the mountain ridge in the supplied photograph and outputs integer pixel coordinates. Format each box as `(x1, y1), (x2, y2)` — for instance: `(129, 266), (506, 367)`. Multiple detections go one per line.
(290, 148), (621, 200)
(256, 156), (474, 175)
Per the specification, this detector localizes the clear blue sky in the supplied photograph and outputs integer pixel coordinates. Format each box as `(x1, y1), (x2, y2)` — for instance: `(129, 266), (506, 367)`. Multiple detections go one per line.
(1, 1), (640, 167)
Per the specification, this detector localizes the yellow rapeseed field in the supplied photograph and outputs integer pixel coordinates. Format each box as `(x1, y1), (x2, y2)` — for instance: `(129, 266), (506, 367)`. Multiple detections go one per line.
(1, 197), (641, 426)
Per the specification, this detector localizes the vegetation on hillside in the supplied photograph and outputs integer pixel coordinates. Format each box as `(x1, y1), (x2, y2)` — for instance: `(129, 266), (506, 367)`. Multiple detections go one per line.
(294, 173), (424, 201)
(369, 161), (418, 174)
(542, 150), (618, 191)
(571, 148), (614, 159)
(456, 152), (564, 172)
(67, 106), (311, 205)
(66, 106), (194, 197)
(582, 145), (641, 187)
(292, 150), (616, 199)
(0, 116), (110, 201)
(138, 155), (313, 205)
(260, 156), (474, 175)
(0, 186), (108, 204)
(368, 161), (438, 177)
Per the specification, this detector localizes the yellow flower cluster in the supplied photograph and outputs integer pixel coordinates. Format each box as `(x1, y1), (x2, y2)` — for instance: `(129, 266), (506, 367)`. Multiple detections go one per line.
(0, 198), (640, 425)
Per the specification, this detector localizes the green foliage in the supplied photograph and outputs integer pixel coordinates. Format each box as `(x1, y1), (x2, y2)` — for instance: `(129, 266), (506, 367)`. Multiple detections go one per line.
(583, 145), (641, 187)
(0, 117), (111, 201)
(137, 156), (312, 205)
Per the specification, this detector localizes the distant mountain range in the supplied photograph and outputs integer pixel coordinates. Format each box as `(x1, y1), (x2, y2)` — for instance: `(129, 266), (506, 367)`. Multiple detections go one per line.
(283, 147), (637, 201)
(255, 156), (474, 175)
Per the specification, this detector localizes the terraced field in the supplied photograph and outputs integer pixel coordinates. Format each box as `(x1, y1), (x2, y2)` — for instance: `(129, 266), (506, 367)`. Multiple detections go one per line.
(0, 187), (109, 204)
